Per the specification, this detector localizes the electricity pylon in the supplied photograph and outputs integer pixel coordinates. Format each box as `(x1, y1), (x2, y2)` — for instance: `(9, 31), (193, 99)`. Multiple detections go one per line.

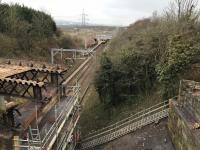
(81, 9), (89, 27)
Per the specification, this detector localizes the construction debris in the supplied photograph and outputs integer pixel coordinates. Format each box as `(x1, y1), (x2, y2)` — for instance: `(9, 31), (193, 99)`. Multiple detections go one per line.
(192, 123), (200, 129)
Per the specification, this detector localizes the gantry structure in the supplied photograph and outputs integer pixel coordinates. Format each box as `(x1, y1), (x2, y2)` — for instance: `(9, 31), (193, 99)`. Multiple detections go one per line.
(50, 34), (112, 64)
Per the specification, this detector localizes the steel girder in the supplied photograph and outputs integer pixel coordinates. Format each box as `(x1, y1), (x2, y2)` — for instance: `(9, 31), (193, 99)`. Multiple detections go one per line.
(8, 69), (67, 85)
(0, 78), (45, 100)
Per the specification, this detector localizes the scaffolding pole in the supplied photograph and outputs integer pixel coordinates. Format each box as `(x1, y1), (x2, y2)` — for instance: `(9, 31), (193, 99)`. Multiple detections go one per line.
(13, 84), (80, 150)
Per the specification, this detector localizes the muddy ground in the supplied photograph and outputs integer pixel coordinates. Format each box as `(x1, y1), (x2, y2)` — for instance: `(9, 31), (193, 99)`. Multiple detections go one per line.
(95, 119), (175, 150)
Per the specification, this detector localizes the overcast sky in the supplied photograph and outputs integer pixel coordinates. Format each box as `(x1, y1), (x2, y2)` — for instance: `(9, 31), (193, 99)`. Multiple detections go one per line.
(2, 0), (172, 26)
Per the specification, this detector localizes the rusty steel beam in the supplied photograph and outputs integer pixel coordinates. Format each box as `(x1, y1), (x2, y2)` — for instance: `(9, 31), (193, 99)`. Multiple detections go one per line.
(1, 60), (68, 85)
(32, 67), (67, 85)
(8, 68), (67, 85)
(0, 78), (46, 101)
(9, 70), (50, 83)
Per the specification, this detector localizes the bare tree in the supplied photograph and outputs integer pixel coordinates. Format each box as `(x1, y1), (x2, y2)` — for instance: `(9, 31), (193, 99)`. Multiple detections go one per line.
(165, 0), (200, 22)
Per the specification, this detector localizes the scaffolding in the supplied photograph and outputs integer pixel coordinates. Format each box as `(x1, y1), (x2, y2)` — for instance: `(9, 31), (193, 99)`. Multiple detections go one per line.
(13, 83), (81, 150)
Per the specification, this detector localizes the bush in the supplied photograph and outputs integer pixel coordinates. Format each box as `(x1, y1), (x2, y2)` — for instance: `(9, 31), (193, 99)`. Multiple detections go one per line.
(0, 34), (18, 57)
(95, 53), (122, 105)
(95, 0), (200, 105)
(0, 3), (57, 59)
(156, 33), (200, 98)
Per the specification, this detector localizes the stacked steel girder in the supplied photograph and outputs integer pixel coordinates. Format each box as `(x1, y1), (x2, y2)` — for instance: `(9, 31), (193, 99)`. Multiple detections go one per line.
(7, 66), (68, 85)
(0, 59), (82, 149)
(0, 78), (45, 100)
(0, 61), (68, 101)
(0, 62), (69, 130)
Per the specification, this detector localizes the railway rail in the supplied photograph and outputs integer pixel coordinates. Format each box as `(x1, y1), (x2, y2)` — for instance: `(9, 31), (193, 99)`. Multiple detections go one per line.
(12, 41), (107, 150)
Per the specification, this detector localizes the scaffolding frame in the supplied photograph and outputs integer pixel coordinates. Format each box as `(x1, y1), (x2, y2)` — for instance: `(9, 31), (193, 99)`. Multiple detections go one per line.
(13, 83), (80, 150)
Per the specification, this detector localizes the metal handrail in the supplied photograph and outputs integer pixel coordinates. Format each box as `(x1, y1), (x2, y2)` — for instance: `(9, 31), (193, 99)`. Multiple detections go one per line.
(13, 86), (80, 149)
(42, 96), (74, 145)
(83, 102), (168, 142)
(84, 101), (168, 139)
(42, 88), (79, 148)
(81, 108), (169, 150)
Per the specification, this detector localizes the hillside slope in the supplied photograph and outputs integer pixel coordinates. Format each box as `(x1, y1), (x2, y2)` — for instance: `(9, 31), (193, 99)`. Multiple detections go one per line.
(0, 3), (83, 61)
(95, 0), (200, 104)
(80, 0), (200, 136)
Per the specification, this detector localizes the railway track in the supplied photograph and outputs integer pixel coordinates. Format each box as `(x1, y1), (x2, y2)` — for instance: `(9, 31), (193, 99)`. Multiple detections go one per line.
(12, 42), (107, 150)
(49, 42), (107, 149)
(62, 42), (107, 101)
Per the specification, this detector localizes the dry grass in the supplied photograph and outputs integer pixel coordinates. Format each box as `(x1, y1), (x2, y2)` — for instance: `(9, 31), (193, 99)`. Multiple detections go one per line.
(79, 85), (163, 136)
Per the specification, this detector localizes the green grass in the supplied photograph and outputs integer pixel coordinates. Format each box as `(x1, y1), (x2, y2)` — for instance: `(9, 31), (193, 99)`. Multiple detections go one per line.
(79, 86), (163, 136)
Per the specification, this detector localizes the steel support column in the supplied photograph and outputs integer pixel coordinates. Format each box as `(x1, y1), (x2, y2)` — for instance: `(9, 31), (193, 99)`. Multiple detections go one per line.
(33, 86), (42, 100)
(51, 73), (59, 86)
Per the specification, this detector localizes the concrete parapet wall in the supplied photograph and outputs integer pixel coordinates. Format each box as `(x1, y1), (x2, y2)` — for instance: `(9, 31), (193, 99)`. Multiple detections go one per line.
(169, 79), (200, 150)
(178, 80), (200, 118)
(168, 100), (200, 150)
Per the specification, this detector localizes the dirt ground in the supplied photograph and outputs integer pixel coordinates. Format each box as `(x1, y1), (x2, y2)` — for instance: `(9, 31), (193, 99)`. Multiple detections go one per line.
(95, 119), (175, 150)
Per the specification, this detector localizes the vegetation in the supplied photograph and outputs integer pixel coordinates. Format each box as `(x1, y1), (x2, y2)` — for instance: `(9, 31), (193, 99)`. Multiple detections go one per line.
(95, 0), (200, 107)
(57, 34), (84, 49)
(80, 85), (162, 135)
(0, 3), (83, 60)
